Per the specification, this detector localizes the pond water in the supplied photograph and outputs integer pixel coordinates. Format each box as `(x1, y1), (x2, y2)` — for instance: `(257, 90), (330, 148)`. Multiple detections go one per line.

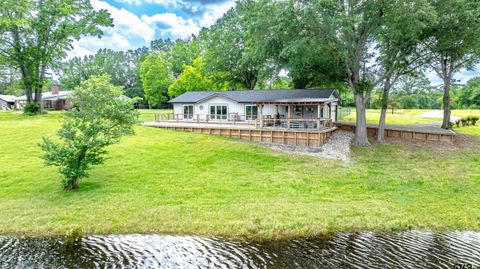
(1, 231), (479, 268)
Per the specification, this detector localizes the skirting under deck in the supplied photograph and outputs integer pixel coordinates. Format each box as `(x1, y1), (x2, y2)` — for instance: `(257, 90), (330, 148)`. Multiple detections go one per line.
(144, 122), (337, 148)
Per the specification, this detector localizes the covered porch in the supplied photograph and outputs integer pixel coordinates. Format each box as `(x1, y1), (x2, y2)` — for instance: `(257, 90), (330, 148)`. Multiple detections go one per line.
(255, 100), (336, 129)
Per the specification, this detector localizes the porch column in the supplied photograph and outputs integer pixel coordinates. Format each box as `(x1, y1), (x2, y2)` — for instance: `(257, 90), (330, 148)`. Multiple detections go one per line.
(287, 104), (292, 128)
(317, 103), (321, 128)
(259, 103), (264, 128)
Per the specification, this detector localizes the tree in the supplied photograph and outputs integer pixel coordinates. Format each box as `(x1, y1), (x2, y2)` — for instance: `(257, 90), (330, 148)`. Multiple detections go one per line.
(170, 39), (200, 79)
(40, 75), (137, 190)
(203, 1), (267, 89)
(168, 57), (215, 98)
(456, 77), (480, 108)
(139, 53), (173, 106)
(319, 0), (433, 145)
(422, 0), (480, 128)
(374, 0), (432, 142)
(317, 0), (388, 145)
(250, 0), (347, 89)
(60, 48), (145, 98)
(0, 0), (112, 112)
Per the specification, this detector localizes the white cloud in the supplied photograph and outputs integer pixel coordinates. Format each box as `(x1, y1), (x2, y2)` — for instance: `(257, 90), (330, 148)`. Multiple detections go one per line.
(142, 12), (200, 39)
(426, 68), (480, 86)
(69, 0), (234, 57)
(113, 0), (142, 5)
(91, 0), (155, 43)
(198, 1), (235, 27)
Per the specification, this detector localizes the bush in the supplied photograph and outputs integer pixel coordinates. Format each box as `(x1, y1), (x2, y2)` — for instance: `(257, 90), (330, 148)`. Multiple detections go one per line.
(460, 118), (469, 127)
(455, 119), (461, 128)
(40, 75), (138, 190)
(23, 102), (41, 115)
(467, 116), (479, 126)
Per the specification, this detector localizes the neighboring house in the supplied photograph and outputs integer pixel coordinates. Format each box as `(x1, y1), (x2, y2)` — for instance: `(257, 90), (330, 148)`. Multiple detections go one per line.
(14, 85), (72, 110)
(168, 89), (340, 128)
(0, 95), (16, 110)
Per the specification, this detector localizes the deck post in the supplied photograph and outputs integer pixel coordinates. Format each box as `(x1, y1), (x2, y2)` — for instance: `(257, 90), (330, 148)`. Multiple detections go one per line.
(317, 103), (321, 129)
(287, 104), (292, 129)
(259, 104), (264, 128)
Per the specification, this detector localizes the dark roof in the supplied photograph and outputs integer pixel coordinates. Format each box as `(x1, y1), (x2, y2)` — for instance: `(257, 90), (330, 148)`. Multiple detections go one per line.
(168, 89), (338, 103)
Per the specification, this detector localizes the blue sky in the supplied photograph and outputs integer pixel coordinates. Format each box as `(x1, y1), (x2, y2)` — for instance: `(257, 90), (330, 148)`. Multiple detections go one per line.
(70, 0), (235, 57)
(71, 0), (479, 85)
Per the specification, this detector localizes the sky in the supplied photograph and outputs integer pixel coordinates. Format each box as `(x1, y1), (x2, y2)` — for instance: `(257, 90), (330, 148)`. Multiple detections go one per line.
(70, 0), (235, 58)
(70, 0), (479, 86)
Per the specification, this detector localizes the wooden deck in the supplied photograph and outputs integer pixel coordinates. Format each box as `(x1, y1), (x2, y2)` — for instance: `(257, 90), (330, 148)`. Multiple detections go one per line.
(144, 121), (337, 148)
(335, 122), (456, 143)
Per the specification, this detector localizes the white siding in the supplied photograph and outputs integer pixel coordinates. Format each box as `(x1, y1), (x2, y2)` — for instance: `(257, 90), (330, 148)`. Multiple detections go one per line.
(172, 94), (339, 121)
(173, 96), (250, 121)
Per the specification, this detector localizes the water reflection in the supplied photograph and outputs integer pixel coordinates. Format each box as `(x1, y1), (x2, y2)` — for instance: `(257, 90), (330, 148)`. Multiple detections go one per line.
(1, 231), (479, 268)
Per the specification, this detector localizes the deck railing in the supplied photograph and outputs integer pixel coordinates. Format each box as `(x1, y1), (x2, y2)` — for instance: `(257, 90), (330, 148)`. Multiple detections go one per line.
(156, 113), (256, 124)
(257, 118), (333, 129)
(155, 113), (333, 130)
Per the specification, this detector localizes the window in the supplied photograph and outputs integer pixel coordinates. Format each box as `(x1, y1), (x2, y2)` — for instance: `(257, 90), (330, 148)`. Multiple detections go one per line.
(294, 105), (303, 116)
(44, 100), (52, 109)
(245, 105), (257, 120)
(183, 105), (194, 119)
(209, 104), (228, 120)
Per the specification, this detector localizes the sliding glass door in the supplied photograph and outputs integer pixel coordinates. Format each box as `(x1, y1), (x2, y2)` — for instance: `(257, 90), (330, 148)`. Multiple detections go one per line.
(209, 104), (228, 120)
(245, 105), (257, 120)
(183, 105), (194, 119)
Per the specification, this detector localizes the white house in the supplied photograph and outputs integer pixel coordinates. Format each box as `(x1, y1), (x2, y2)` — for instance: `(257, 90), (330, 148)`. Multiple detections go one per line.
(168, 89), (340, 129)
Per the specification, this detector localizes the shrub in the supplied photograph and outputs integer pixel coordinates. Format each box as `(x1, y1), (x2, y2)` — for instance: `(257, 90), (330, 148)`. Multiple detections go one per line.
(40, 75), (138, 190)
(23, 102), (41, 115)
(470, 116), (479, 126)
(455, 119), (461, 128)
(460, 118), (469, 127)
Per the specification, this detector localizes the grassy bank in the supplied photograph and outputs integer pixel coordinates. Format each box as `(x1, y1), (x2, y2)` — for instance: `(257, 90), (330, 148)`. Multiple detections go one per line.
(341, 108), (480, 125)
(0, 111), (479, 239)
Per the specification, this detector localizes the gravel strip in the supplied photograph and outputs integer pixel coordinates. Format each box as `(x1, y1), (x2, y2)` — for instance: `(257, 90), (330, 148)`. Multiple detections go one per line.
(267, 130), (354, 162)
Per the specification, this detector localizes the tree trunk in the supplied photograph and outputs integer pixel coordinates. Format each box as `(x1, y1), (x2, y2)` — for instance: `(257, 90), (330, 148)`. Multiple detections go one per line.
(441, 82), (451, 129)
(354, 93), (370, 146)
(377, 78), (391, 143)
(64, 177), (79, 191)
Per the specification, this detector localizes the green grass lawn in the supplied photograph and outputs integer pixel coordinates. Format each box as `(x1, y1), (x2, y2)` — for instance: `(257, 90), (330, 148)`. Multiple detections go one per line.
(0, 111), (480, 239)
(136, 109), (173, 122)
(341, 109), (480, 125)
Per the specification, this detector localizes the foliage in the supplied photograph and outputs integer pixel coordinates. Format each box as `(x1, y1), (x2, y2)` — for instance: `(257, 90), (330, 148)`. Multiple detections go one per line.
(39, 75), (137, 190)
(60, 48), (147, 98)
(203, 1), (267, 89)
(461, 116), (480, 127)
(371, 75), (443, 109)
(169, 39), (201, 78)
(471, 116), (479, 126)
(422, 0), (480, 128)
(168, 57), (216, 98)
(250, 0), (347, 89)
(139, 53), (173, 106)
(455, 77), (480, 109)
(23, 102), (41, 115)
(0, 0), (112, 107)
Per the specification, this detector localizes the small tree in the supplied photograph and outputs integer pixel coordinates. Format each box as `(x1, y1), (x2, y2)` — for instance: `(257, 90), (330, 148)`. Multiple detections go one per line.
(40, 75), (137, 190)
(139, 53), (173, 107)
